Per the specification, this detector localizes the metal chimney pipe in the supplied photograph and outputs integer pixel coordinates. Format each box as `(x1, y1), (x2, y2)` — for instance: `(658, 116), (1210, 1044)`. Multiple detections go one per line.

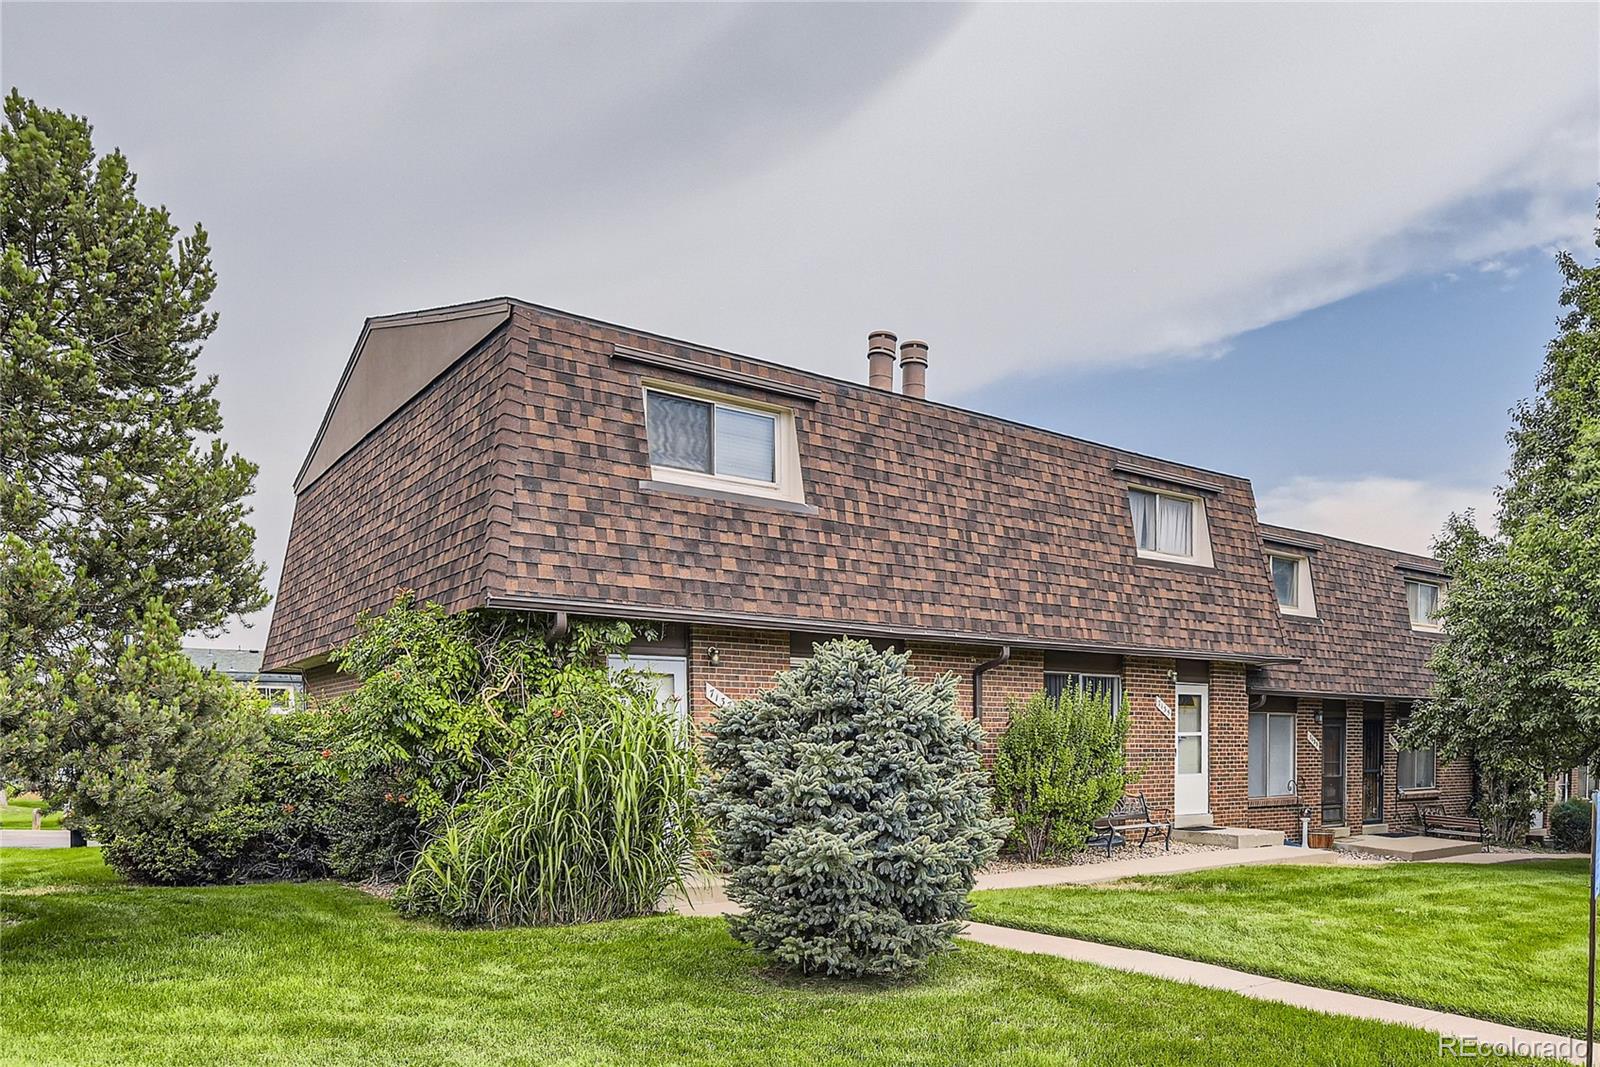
(867, 331), (897, 390)
(898, 339), (929, 399)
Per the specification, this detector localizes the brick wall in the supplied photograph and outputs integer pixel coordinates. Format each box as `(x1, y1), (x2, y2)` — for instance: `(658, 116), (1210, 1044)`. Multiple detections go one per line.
(1206, 663), (1250, 826)
(905, 641), (1043, 756)
(1344, 708), (1364, 829)
(1123, 656), (1177, 818)
(302, 663), (359, 705)
(686, 626), (791, 727)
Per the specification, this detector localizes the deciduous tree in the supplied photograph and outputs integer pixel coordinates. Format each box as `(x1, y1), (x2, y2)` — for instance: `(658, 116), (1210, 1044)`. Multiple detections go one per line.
(1406, 224), (1600, 844)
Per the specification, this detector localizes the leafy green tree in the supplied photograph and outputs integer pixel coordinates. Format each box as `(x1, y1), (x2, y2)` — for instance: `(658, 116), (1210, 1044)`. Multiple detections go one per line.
(0, 91), (267, 815)
(994, 687), (1129, 861)
(700, 639), (1007, 979)
(333, 594), (643, 819)
(1406, 226), (1600, 844)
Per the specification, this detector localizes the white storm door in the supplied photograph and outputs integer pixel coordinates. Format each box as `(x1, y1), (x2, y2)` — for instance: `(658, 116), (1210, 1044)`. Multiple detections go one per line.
(607, 655), (689, 727)
(1174, 683), (1210, 816)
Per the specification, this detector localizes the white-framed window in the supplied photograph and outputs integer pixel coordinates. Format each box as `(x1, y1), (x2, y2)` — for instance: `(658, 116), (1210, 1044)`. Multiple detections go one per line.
(642, 385), (805, 503)
(1267, 553), (1316, 617)
(1044, 672), (1122, 712)
(1128, 488), (1213, 565)
(1248, 710), (1296, 797)
(1397, 745), (1437, 791)
(256, 683), (300, 713)
(1406, 579), (1443, 631)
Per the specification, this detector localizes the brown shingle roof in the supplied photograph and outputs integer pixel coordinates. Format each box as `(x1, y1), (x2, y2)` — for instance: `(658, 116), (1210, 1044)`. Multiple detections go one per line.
(266, 300), (1300, 670)
(1250, 524), (1443, 699)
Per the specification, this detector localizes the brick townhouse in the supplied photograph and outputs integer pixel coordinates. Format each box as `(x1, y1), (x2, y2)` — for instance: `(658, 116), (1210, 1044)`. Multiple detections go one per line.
(263, 298), (1470, 836)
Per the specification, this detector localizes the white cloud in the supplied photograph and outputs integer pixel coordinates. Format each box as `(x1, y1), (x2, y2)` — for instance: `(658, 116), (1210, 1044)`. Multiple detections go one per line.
(1257, 476), (1497, 556)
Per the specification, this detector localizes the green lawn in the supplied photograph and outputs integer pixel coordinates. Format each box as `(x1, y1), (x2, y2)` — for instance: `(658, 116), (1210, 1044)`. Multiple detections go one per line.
(973, 859), (1587, 1037)
(0, 850), (1552, 1066)
(0, 794), (63, 829)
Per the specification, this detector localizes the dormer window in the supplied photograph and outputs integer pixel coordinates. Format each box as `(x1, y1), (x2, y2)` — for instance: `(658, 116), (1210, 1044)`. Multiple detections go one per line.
(642, 384), (805, 504)
(1267, 552), (1316, 617)
(1128, 487), (1213, 565)
(1406, 579), (1443, 631)
(646, 390), (775, 482)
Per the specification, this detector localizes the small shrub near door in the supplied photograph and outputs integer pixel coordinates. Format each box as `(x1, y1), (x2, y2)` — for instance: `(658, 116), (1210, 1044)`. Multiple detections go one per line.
(1551, 797), (1592, 853)
(699, 639), (1007, 979)
(992, 688), (1129, 862)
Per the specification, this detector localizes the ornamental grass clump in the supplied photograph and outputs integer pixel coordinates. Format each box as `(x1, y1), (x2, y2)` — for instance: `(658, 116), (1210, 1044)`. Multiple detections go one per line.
(397, 694), (703, 927)
(700, 639), (1007, 979)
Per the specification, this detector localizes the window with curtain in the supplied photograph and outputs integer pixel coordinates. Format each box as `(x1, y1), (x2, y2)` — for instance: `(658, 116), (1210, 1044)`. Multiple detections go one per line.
(1270, 555), (1299, 608)
(1044, 672), (1122, 712)
(1397, 745), (1437, 791)
(1406, 580), (1442, 629)
(646, 389), (777, 483)
(1248, 711), (1296, 797)
(1128, 489), (1194, 558)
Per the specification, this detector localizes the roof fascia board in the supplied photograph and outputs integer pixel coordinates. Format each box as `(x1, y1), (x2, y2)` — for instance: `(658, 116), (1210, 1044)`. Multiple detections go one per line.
(483, 593), (1300, 666)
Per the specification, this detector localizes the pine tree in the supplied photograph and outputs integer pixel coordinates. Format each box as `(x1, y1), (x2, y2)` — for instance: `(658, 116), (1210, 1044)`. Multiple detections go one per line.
(0, 91), (267, 812)
(700, 640), (1007, 978)
(0, 90), (267, 660)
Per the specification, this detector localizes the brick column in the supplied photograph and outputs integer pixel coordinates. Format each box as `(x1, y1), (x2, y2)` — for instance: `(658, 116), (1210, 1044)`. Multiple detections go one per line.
(1123, 656), (1177, 819)
(1297, 698), (1322, 830)
(1207, 662), (1248, 825)
(1345, 704), (1365, 828)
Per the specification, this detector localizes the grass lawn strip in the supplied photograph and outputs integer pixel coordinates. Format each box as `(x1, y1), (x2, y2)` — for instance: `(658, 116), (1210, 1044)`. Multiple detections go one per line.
(972, 858), (1586, 1038)
(0, 795), (64, 830)
(0, 849), (1559, 1066)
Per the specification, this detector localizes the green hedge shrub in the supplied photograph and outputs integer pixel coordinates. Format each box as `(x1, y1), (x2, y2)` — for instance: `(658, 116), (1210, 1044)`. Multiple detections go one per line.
(397, 690), (702, 927)
(700, 639), (1007, 979)
(993, 688), (1129, 861)
(1551, 797), (1593, 854)
(102, 710), (418, 886)
(75, 602), (262, 881)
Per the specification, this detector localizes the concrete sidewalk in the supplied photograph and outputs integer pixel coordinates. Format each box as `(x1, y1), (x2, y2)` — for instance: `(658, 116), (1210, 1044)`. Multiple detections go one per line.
(674, 844), (1339, 914)
(964, 921), (1590, 1063)
(0, 829), (75, 849)
(973, 843), (1337, 890)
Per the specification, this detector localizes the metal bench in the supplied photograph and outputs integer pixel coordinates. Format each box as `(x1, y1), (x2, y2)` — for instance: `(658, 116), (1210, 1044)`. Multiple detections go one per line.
(1088, 793), (1172, 858)
(1414, 802), (1487, 848)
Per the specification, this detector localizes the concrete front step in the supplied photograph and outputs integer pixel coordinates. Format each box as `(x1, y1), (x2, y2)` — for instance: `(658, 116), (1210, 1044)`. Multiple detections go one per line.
(1334, 834), (1481, 861)
(1171, 826), (1285, 849)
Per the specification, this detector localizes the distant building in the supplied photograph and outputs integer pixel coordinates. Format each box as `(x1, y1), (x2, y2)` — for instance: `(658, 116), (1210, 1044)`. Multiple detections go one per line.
(182, 647), (304, 710)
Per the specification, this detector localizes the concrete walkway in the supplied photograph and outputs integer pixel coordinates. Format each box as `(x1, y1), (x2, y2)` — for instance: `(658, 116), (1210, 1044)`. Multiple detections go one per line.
(0, 829), (75, 849)
(964, 921), (1591, 1063)
(974, 843), (1336, 890)
(1422, 848), (1583, 865)
(672, 844), (1339, 915)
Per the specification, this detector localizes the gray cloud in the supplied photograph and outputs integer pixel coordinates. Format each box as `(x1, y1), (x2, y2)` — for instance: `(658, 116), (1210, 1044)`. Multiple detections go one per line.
(4, 2), (1594, 644)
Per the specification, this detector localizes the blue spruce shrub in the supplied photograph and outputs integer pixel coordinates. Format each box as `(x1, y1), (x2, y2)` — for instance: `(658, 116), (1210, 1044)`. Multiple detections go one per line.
(700, 639), (1007, 978)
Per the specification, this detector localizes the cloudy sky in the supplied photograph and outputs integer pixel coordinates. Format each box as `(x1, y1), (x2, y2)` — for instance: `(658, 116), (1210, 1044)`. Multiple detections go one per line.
(6, 2), (1597, 647)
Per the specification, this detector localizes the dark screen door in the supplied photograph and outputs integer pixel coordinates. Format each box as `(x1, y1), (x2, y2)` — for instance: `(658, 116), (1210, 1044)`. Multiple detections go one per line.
(1362, 717), (1384, 824)
(1322, 717), (1346, 825)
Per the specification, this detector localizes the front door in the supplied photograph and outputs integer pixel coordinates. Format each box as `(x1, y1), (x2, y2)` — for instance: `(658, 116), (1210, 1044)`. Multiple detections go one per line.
(1174, 683), (1210, 818)
(607, 655), (689, 727)
(1362, 717), (1384, 824)
(1321, 716), (1346, 825)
